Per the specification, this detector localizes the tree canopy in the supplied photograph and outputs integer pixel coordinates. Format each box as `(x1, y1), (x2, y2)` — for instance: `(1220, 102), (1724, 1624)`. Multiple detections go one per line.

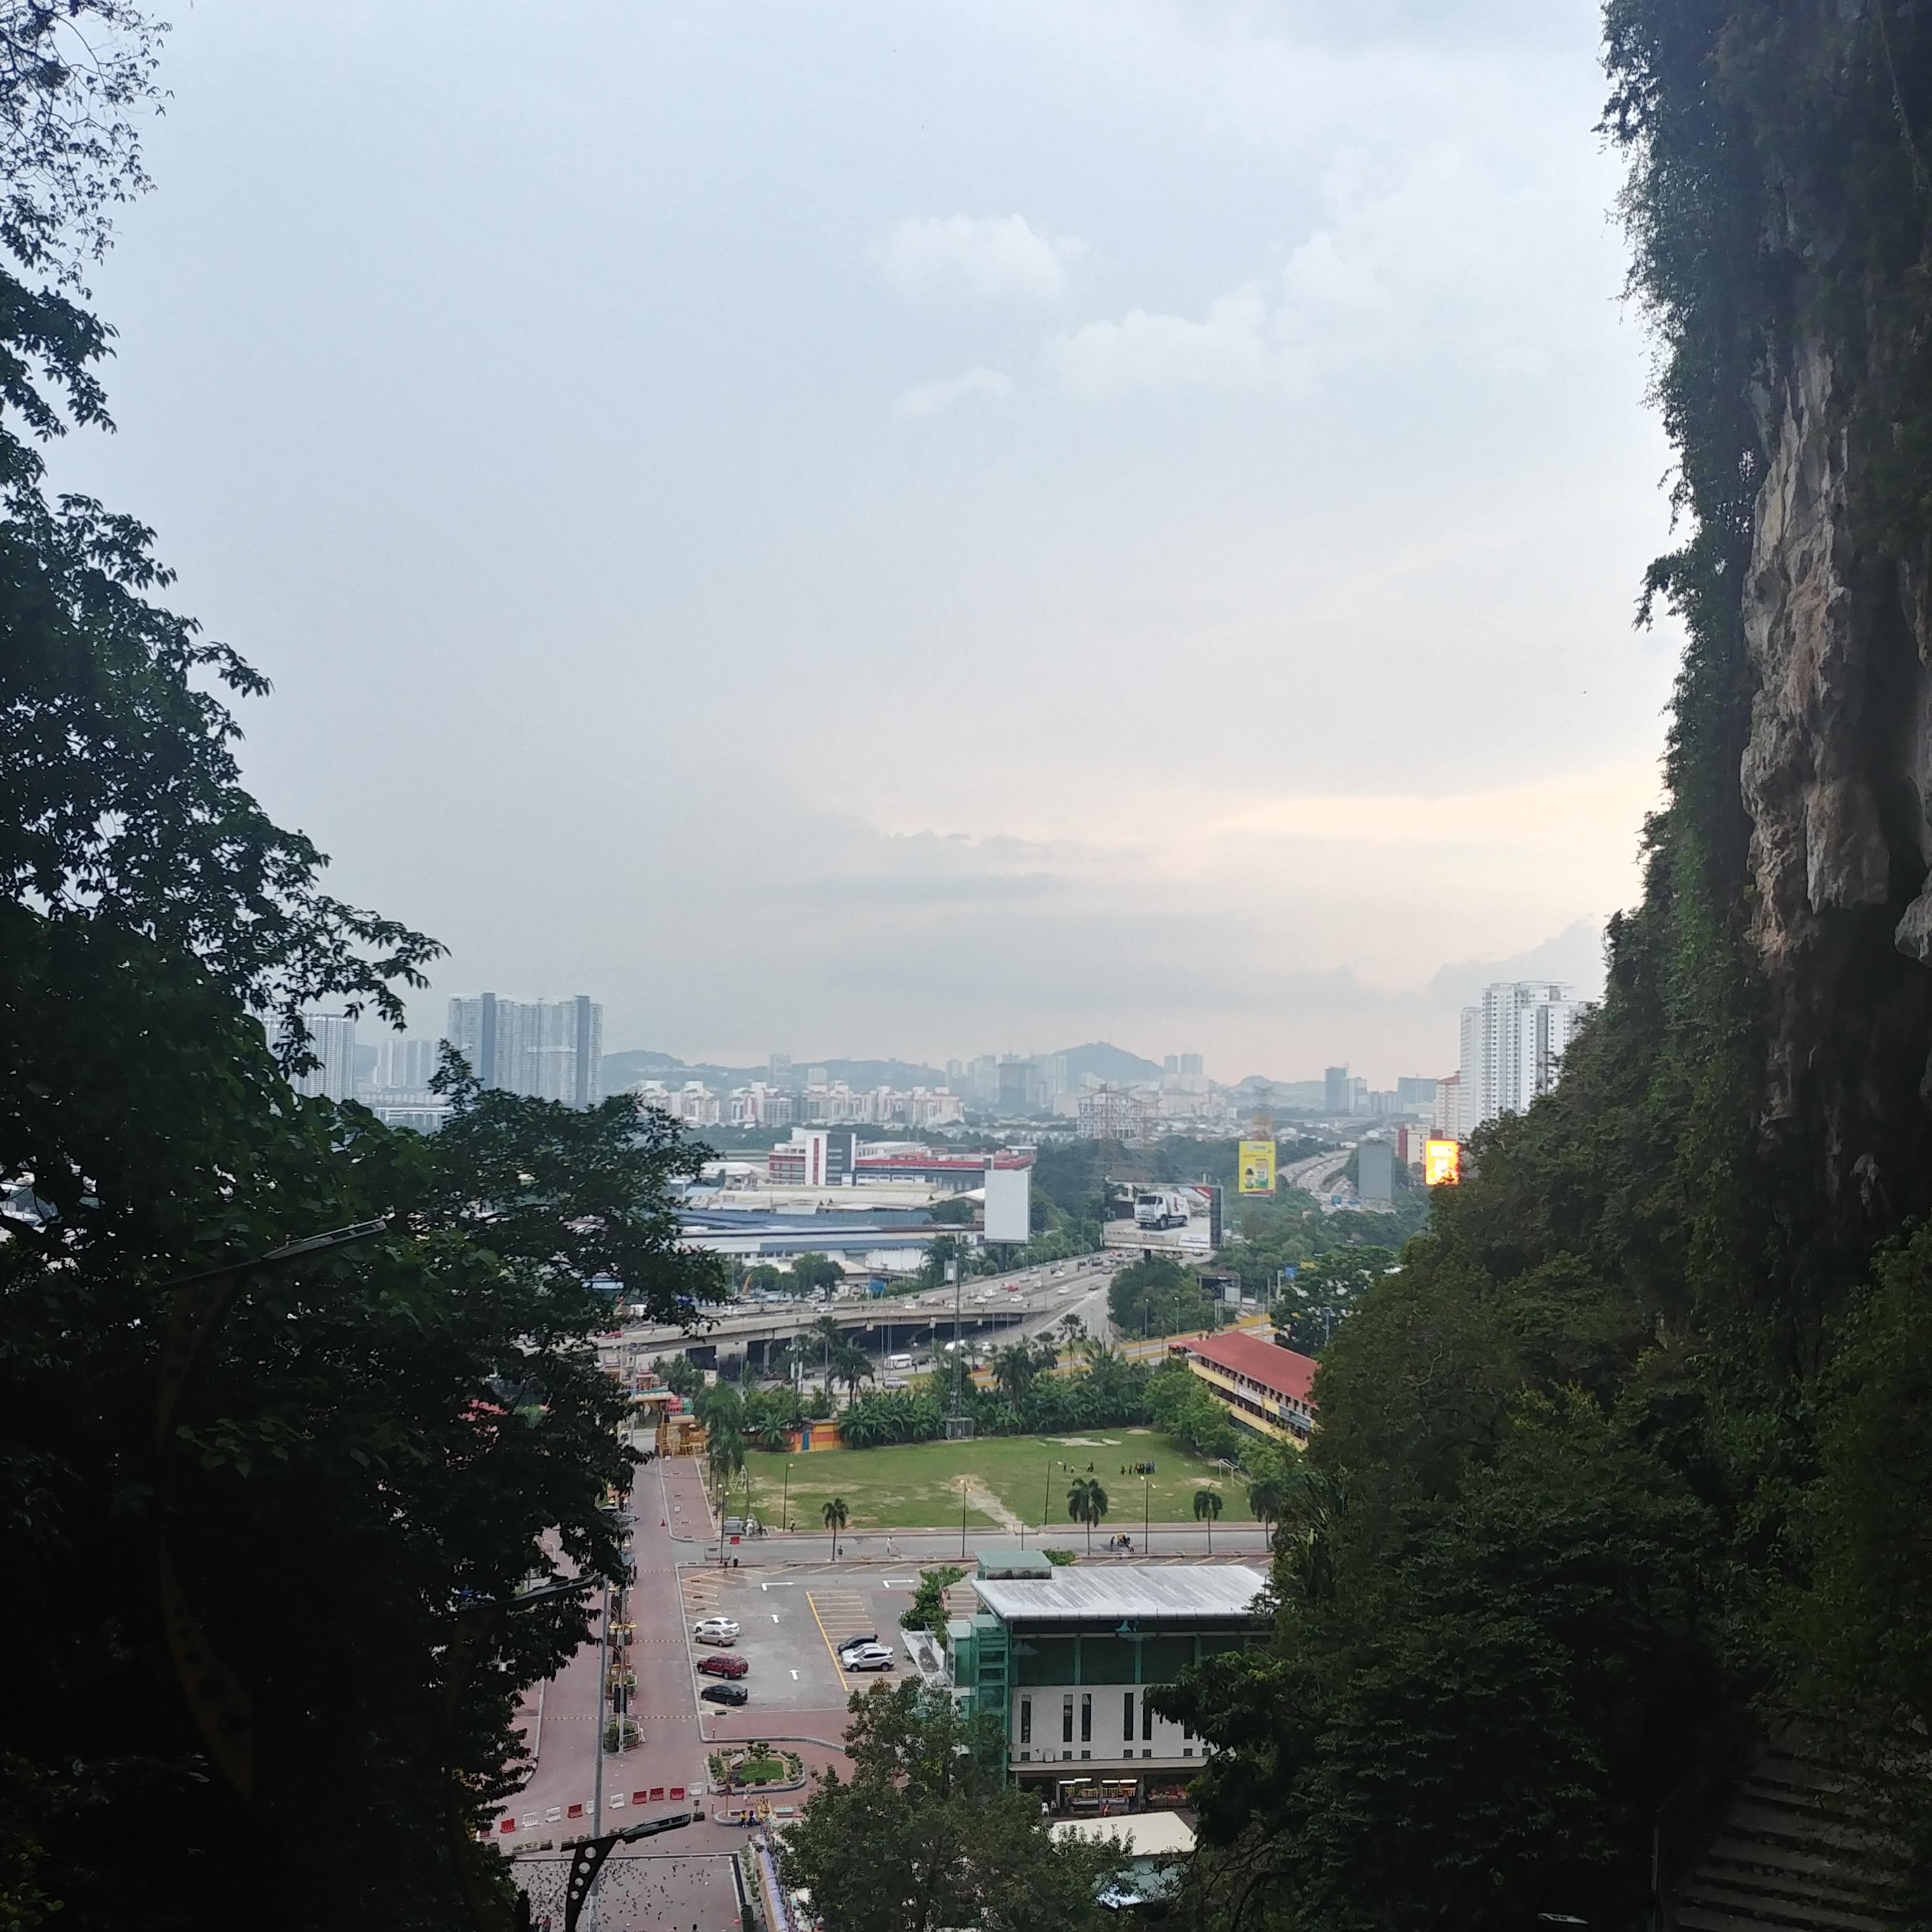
(780, 1681), (1122, 1932)
(0, 9), (729, 1922)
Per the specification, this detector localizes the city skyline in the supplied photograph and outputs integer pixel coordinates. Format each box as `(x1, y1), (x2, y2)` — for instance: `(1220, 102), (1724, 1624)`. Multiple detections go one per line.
(67, 4), (1656, 1079)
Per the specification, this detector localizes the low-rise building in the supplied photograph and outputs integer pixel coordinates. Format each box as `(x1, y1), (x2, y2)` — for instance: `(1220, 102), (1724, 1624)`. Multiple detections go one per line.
(949, 1555), (1269, 1812)
(1170, 1329), (1317, 1446)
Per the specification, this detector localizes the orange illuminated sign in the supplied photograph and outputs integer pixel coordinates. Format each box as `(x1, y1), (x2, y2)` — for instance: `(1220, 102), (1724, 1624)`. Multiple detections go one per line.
(1422, 1138), (1461, 1186)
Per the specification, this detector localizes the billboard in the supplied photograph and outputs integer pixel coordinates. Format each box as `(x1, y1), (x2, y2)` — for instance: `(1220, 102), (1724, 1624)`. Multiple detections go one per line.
(1102, 1179), (1222, 1255)
(1423, 1138), (1461, 1186)
(1237, 1139), (1276, 1196)
(982, 1160), (1033, 1243)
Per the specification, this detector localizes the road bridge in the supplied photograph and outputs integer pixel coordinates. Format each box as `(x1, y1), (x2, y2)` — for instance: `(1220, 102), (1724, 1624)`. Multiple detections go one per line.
(619, 1257), (1117, 1371)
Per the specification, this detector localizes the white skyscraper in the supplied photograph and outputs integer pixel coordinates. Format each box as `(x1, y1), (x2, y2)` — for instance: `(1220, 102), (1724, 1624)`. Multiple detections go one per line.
(1456, 982), (1590, 1134)
(372, 1036), (440, 1091)
(445, 994), (603, 1107)
(275, 1013), (357, 1101)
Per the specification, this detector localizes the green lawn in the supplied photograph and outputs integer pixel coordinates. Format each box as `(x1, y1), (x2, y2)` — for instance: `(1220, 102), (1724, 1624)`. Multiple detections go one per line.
(738, 1429), (1255, 1534)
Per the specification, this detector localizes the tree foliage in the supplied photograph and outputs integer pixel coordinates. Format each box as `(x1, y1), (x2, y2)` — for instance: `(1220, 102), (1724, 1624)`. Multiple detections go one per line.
(0, 11), (730, 1922)
(779, 1681), (1121, 1932)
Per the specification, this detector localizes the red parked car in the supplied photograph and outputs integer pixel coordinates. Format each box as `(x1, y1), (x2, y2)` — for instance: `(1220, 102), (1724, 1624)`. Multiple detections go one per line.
(696, 1653), (748, 1678)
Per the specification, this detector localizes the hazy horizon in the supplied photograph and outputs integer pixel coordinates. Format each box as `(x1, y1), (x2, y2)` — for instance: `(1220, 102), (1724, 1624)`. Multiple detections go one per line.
(60, 2), (1669, 1081)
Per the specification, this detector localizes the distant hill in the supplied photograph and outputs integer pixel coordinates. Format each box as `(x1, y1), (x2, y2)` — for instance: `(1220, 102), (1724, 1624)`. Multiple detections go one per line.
(1054, 1041), (1163, 1084)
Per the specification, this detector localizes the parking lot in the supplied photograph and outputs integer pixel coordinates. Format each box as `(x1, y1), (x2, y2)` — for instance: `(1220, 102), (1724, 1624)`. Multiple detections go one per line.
(680, 1564), (928, 1724)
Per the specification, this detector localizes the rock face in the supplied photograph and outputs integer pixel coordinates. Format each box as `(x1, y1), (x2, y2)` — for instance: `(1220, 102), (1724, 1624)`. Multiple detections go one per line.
(1740, 336), (1932, 1225)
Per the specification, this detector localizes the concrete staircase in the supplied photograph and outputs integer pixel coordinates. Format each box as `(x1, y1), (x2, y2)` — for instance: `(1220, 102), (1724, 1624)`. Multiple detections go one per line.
(1669, 1735), (1893, 1932)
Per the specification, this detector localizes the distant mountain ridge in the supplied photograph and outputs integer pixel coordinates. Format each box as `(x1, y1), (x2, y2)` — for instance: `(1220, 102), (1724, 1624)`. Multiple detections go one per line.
(1052, 1041), (1163, 1084)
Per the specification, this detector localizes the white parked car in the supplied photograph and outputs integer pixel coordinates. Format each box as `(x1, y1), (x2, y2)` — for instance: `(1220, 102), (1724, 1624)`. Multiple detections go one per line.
(842, 1643), (895, 1673)
(693, 1617), (741, 1645)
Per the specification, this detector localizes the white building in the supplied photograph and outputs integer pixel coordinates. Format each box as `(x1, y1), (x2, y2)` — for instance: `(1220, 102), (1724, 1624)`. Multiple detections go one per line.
(1076, 1086), (1157, 1144)
(445, 994), (603, 1108)
(1456, 981), (1590, 1134)
(368, 1035), (440, 1092)
(636, 1079), (723, 1126)
(729, 1082), (795, 1128)
(276, 1013), (357, 1100)
(950, 1558), (1269, 1808)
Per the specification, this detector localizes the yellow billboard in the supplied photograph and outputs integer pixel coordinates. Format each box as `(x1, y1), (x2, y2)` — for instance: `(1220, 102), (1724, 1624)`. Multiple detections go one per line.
(1423, 1138), (1461, 1186)
(1237, 1139), (1276, 1196)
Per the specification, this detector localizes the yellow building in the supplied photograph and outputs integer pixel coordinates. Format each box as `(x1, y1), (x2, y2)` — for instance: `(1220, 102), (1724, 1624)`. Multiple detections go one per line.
(1171, 1329), (1317, 1447)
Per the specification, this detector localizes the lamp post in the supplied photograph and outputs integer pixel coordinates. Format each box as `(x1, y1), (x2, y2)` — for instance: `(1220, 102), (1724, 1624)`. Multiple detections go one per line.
(783, 1461), (792, 1534)
(960, 1475), (969, 1559)
(1143, 1471), (1152, 1554)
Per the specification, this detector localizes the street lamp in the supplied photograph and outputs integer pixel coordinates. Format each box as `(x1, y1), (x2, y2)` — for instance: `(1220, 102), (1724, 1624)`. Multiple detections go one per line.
(960, 1475), (970, 1559)
(783, 1461), (793, 1533)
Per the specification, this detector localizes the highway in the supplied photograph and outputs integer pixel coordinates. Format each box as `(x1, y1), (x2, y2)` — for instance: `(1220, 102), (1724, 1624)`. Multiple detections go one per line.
(616, 1254), (1121, 1372)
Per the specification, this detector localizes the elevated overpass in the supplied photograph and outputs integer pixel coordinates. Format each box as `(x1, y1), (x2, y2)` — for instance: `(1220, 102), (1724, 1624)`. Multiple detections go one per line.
(621, 1255), (1117, 1370)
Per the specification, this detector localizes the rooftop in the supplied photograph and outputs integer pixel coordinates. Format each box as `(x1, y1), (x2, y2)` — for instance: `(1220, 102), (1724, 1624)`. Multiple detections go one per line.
(977, 1549), (1056, 1579)
(1051, 1813), (1196, 1858)
(973, 1564), (1268, 1627)
(1181, 1329), (1318, 1405)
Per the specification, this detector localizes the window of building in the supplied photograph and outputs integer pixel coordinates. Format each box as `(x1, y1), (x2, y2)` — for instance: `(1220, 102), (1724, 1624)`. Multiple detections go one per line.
(1142, 1697), (1153, 1742)
(1019, 1698), (1031, 1746)
(1080, 1694), (1092, 1744)
(1122, 1693), (1134, 1741)
(1062, 1697), (1074, 1744)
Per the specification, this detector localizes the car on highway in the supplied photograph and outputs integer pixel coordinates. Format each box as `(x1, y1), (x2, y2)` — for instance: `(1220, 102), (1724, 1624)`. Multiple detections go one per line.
(842, 1643), (895, 1672)
(701, 1682), (750, 1705)
(696, 1653), (749, 1678)
(693, 1617), (741, 1645)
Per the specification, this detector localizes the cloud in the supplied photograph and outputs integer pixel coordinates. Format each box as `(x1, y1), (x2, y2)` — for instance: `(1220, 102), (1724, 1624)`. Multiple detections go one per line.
(892, 365), (1014, 420)
(1049, 141), (1580, 399)
(1050, 287), (1299, 397)
(873, 214), (1087, 304)
(1429, 920), (1608, 1009)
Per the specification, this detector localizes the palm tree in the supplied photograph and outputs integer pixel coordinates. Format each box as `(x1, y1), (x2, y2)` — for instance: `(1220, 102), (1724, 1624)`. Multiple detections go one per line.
(1193, 1486), (1224, 1554)
(830, 1339), (874, 1410)
(822, 1495), (849, 1560)
(1247, 1469), (1290, 1544)
(811, 1313), (844, 1398)
(707, 1423), (747, 1502)
(1067, 1475), (1109, 1554)
(707, 1424), (747, 1559)
(991, 1341), (1040, 1406)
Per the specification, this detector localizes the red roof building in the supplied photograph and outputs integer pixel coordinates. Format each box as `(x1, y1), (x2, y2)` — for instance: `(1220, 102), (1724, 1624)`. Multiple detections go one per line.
(1172, 1329), (1318, 1447)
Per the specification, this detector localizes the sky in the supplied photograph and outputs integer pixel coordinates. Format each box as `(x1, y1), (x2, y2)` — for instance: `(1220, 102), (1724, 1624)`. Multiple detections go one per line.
(62, 0), (1681, 1085)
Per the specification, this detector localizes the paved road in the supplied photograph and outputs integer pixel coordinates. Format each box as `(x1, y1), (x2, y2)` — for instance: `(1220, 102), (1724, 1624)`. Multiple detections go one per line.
(494, 1455), (1274, 1927)
(675, 1523), (1273, 1565)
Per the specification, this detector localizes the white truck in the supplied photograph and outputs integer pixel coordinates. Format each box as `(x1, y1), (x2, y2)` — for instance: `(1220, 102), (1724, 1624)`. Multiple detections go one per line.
(1133, 1188), (1191, 1231)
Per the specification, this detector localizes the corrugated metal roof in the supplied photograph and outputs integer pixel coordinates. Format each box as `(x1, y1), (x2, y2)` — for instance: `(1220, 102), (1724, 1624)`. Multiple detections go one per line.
(974, 1564), (1269, 1626)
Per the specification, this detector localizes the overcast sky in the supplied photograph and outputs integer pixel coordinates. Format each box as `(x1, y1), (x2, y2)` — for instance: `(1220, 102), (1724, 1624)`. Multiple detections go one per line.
(66, 0), (1679, 1084)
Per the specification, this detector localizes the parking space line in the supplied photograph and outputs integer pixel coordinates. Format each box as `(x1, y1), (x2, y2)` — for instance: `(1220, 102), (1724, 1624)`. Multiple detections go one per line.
(804, 1591), (849, 1677)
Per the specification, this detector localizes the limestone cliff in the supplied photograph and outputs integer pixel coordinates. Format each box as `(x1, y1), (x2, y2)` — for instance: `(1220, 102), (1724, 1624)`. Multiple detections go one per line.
(1739, 333), (1932, 1231)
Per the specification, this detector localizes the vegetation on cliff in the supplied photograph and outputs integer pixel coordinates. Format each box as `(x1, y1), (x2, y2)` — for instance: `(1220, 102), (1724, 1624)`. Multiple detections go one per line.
(1160, 5), (1932, 1923)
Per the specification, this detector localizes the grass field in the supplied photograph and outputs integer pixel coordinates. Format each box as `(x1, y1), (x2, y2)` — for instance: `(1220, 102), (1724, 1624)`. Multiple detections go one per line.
(738, 1429), (1255, 1534)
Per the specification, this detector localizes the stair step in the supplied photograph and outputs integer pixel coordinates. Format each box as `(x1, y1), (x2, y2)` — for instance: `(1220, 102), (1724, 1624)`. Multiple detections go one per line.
(1703, 1837), (1883, 1892)
(1721, 1800), (1884, 1853)
(1674, 1876), (1887, 1932)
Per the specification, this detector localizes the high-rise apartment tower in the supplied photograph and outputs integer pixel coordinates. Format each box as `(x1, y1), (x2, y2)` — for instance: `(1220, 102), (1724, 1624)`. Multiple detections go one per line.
(445, 994), (603, 1107)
